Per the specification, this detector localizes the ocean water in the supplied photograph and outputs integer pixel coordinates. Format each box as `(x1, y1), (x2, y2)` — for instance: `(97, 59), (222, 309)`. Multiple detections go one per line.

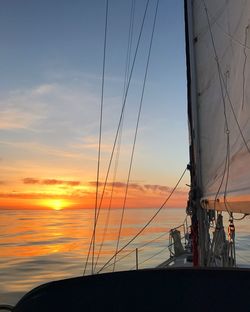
(0, 208), (250, 306)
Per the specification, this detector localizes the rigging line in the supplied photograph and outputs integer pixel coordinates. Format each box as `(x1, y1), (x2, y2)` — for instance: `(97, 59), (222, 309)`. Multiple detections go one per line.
(220, 66), (250, 153)
(224, 197), (249, 221)
(207, 9), (250, 51)
(123, 0), (136, 100)
(94, 0), (150, 223)
(138, 232), (168, 251)
(223, 71), (231, 203)
(104, 232), (168, 271)
(93, 118), (124, 272)
(223, 135), (231, 213)
(101, 231), (169, 271)
(113, 0), (160, 272)
(130, 246), (169, 270)
(212, 130), (228, 211)
(236, 252), (250, 263)
(93, 140), (120, 271)
(92, 3), (148, 274)
(202, 0), (250, 154)
(219, 69), (231, 217)
(90, 0), (109, 275)
(94, 0), (150, 226)
(242, 25), (249, 110)
(223, 134), (231, 216)
(83, 0), (150, 275)
(103, 249), (135, 271)
(223, 69), (231, 216)
(97, 167), (187, 274)
(100, 231), (169, 272)
(232, 213), (248, 221)
(211, 52), (230, 212)
(94, 0), (136, 271)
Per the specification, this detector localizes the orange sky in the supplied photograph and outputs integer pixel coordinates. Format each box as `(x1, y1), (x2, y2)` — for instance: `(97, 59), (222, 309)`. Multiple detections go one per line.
(0, 176), (189, 210)
(0, 177), (187, 210)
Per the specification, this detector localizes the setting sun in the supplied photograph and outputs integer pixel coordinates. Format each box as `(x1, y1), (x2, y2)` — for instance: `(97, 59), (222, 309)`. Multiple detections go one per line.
(51, 200), (63, 210)
(39, 199), (70, 210)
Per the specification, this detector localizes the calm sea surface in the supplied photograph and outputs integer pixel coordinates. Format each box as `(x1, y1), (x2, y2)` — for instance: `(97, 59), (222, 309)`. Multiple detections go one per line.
(1, 208), (250, 305)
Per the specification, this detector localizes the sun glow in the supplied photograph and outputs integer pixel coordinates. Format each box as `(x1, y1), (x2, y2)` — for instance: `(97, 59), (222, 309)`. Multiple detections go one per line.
(51, 200), (64, 210)
(40, 199), (70, 210)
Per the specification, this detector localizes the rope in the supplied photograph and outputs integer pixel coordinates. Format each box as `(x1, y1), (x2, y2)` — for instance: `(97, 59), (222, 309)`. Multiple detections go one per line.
(93, 0), (150, 223)
(97, 167), (187, 274)
(102, 249), (136, 271)
(122, 0), (136, 99)
(94, 0), (136, 272)
(138, 232), (168, 251)
(232, 213), (248, 221)
(242, 26), (249, 110)
(113, 0), (160, 272)
(91, 0), (109, 275)
(236, 252), (250, 263)
(206, 7), (250, 51)
(83, 0), (150, 275)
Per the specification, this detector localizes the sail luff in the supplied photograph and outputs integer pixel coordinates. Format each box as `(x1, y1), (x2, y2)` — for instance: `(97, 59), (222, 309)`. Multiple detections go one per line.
(185, 1), (202, 191)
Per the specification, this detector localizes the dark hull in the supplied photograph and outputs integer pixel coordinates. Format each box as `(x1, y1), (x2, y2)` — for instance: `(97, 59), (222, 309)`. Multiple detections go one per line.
(13, 268), (250, 312)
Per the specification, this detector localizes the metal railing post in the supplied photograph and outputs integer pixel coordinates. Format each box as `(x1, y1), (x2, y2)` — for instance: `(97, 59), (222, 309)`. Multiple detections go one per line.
(136, 248), (139, 270)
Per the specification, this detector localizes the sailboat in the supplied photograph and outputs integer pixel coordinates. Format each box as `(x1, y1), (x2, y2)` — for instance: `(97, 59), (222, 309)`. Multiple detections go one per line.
(1, 0), (250, 311)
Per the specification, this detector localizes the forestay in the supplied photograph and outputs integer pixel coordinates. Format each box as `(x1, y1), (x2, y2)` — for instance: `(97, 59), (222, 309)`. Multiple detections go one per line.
(190, 0), (250, 213)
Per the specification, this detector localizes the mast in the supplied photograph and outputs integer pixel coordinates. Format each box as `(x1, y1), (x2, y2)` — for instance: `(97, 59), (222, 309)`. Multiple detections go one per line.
(184, 0), (209, 266)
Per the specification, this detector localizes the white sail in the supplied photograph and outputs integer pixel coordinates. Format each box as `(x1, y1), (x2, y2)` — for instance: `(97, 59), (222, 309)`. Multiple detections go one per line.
(190, 0), (250, 213)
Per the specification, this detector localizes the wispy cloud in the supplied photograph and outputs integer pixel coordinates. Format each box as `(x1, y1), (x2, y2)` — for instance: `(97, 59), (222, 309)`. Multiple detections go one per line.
(23, 177), (80, 186)
(0, 108), (43, 130)
(42, 179), (80, 186)
(71, 136), (114, 153)
(31, 84), (57, 96)
(0, 84), (53, 130)
(0, 140), (82, 159)
(88, 181), (187, 195)
(0, 192), (83, 199)
(23, 178), (40, 184)
(0, 81), (101, 133)
(20, 178), (187, 196)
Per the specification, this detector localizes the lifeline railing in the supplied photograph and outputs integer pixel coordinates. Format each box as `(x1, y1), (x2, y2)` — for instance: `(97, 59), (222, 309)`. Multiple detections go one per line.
(99, 218), (190, 273)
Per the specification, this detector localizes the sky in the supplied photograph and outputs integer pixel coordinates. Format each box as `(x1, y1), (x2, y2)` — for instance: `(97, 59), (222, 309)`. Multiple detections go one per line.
(0, 0), (189, 210)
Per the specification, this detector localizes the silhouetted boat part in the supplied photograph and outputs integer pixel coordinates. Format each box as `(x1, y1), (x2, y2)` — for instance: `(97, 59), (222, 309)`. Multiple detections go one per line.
(9, 269), (250, 312)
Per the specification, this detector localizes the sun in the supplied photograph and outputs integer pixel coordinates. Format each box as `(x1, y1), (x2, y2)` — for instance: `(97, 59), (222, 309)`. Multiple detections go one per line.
(40, 199), (69, 210)
(51, 199), (64, 210)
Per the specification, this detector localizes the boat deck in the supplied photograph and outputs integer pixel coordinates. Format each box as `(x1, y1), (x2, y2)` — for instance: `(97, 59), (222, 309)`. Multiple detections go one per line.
(157, 252), (193, 268)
